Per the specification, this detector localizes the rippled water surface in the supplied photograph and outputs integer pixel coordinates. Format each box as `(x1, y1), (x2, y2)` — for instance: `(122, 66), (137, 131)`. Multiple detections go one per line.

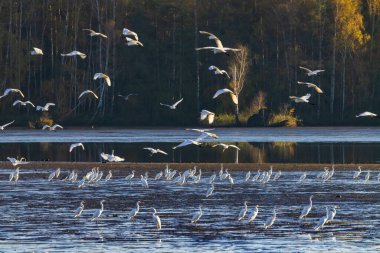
(0, 168), (379, 252)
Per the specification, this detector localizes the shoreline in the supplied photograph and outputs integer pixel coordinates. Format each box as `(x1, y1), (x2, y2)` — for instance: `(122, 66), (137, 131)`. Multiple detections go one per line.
(1, 162), (379, 170)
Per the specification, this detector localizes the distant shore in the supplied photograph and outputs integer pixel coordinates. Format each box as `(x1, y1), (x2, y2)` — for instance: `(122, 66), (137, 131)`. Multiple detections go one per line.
(1, 162), (379, 171)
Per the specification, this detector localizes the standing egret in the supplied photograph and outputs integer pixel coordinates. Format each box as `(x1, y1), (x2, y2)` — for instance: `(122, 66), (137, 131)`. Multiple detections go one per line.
(208, 65), (230, 78)
(200, 110), (215, 124)
(196, 31), (241, 54)
(0, 120), (15, 130)
(191, 205), (203, 223)
(364, 170), (370, 183)
(251, 170), (261, 182)
(155, 171), (163, 180)
(69, 143), (85, 152)
(128, 201), (141, 220)
(299, 66), (325, 76)
(91, 200), (105, 222)
(326, 206), (337, 224)
(105, 170), (112, 181)
(61, 50), (87, 59)
(141, 175), (149, 188)
(314, 207), (328, 231)
(94, 73), (111, 86)
(48, 170), (56, 181)
(212, 88), (238, 104)
(273, 171), (282, 181)
(160, 98), (183, 110)
(246, 205), (259, 224)
(245, 171), (251, 181)
(206, 183), (214, 197)
(264, 208), (277, 229)
(299, 195), (313, 219)
(152, 208), (161, 230)
(238, 201), (248, 221)
(55, 168), (61, 178)
(228, 174), (234, 187)
(209, 173), (216, 184)
(353, 166), (362, 179)
(74, 201), (85, 218)
(125, 170), (135, 180)
(298, 172), (307, 183)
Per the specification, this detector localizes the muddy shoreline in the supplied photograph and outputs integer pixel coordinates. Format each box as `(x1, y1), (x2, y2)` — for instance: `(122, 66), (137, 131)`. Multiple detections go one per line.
(1, 162), (379, 170)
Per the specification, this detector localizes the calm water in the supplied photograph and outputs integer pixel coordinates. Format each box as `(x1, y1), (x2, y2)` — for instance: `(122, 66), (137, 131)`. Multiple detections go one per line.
(0, 168), (379, 252)
(2, 128), (380, 163)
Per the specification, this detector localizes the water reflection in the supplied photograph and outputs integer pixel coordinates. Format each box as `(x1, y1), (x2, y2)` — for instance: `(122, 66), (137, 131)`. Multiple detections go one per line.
(1, 142), (380, 164)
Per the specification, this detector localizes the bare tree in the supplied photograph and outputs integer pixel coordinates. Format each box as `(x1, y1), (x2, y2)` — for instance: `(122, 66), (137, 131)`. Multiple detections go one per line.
(228, 44), (250, 125)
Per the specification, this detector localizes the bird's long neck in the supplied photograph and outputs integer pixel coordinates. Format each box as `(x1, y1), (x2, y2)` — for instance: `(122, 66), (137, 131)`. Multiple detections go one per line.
(100, 202), (104, 211)
(136, 203), (140, 210)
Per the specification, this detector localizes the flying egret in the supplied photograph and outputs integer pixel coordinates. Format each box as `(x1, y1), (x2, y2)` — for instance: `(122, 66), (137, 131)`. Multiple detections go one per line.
(31, 47), (44, 55)
(94, 73), (111, 87)
(200, 110), (215, 124)
(173, 139), (202, 149)
(297, 81), (323, 94)
(12, 100), (35, 107)
(206, 183), (214, 197)
(289, 93), (312, 104)
(264, 208), (277, 229)
(353, 166), (362, 179)
(212, 143), (240, 152)
(238, 201), (248, 221)
(160, 98), (183, 109)
(152, 208), (161, 230)
(141, 175), (149, 188)
(314, 207), (328, 231)
(123, 28), (139, 41)
(208, 66), (230, 78)
(7, 157), (29, 166)
(191, 205), (203, 223)
(126, 37), (143, 47)
(42, 124), (63, 131)
(186, 128), (219, 140)
(128, 201), (141, 220)
(125, 170), (135, 180)
(91, 200), (105, 222)
(356, 111), (379, 118)
(78, 90), (98, 99)
(196, 31), (241, 54)
(0, 120), (15, 130)
(326, 206), (337, 224)
(83, 29), (107, 38)
(213, 88), (238, 104)
(74, 201), (85, 218)
(61, 50), (87, 59)
(118, 93), (138, 101)
(246, 205), (259, 224)
(299, 195), (313, 219)
(143, 148), (168, 156)
(100, 150), (124, 162)
(36, 103), (55, 111)
(0, 88), (25, 99)
(105, 170), (112, 181)
(70, 143), (85, 152)
(299, 66), (325, 76)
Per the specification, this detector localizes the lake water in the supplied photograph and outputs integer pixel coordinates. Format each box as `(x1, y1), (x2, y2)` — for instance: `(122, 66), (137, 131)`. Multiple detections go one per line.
(2, 127), (380, 163)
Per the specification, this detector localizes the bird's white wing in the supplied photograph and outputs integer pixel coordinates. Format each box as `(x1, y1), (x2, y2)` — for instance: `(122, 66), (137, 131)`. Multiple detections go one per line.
(195, 47), (218, 51)
(157, 149), (168, 155)
(199, 31), (223, 48)
(208, 65), (218, 71)
(83, 28), (96, 33)
(69, 144), (76, 152)
(12, 100), (21, 106)
(42, 125), (50, 130)
(100, 152), (109, 161)
(207, 113), (215, 124)
(160, 103), (172, 108)
(220, 70), (230, 78)
(25, 101), (35, 107)
(299, 66), (312, 73)
(230, 93), (238, 105)
(143, 147), (154, 152)
(45, 103), (55, 109)
(172, 98), (184, 107)
(173, 140), (192, 149)
(212, 88), (233, 99)
(200, 110), (210, 120)
(52, 124), (63, 129)
(300, 93), (311, 100)
(229, 145), (240, 150)
(223, 47), (241, 52)
(1, 120), (15, 128)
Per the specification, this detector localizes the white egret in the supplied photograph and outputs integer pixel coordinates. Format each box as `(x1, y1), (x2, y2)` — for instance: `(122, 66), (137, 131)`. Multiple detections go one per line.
(83, 29), (107, 38)
(61, 50), (86, 59)
(13, 100), (35, 107)
(0, 120), (15, 130)
(353, 166), (362, 179)
(100, 150), (124, 162)
(297, 81), (323, 93)
(42, 124), (63, 131)
(326, 206), (337, 224)
(0, 88), (24, 99)
(160, 98), (183, 109)
(125, 170), (135, 180)
(31, 47), (44, 55)
(246, 205), (259, 224)
(245, 171), (251, 181)
(200, 110), (215, 124)
(141, 175), (149, 188)
(299, 66), (325, 76)
(220, 169), (229, 180)
(212, 143), (240, 152)
(238, 201), (248, 221)
(69, 143), (85, 152)
(186, 128), (219, 139)
(314, 207), (328, 231)
(128, 201), (141, 220)
(264, 208), (277, 229)
(152, 208), (161, 230)
(251, 170), (261, 182)
(356, 111), (379, 118)
(48, 170), (56, 181)
(208, 65), (230, 78)
(364, 170), (370, 183)
(299, 195), (313, 219)
(78, 90), (98, 99)
(126, 37), (143, 47)
(122, 28), (139, 41)
(155, 171), (163, 180)
(7, 157), (29, 166)
(228, 174), (234, 186)
(298, 172), (307, 183)
(209, 173), (216, 184)
(206, 183), (214, 197)
(273, 171), (282, 181)
(143, 147), (168, 156)
(74, 201), (85, 218)
(118, 93), (138, 101)
(191, 205), (203, 223)
(196, 31), (241, 54)
(172, 139), (202, 149)
(94, 73), (111, 87)
(105, 170), (112, 181)
(91, 200), (105, 222)
(212, 88), (238, 104)
(289, 93), (312, 104)
(55, 168), (61, 178)
(36, 103), (55, 111)
(9, 168), (20, 182)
